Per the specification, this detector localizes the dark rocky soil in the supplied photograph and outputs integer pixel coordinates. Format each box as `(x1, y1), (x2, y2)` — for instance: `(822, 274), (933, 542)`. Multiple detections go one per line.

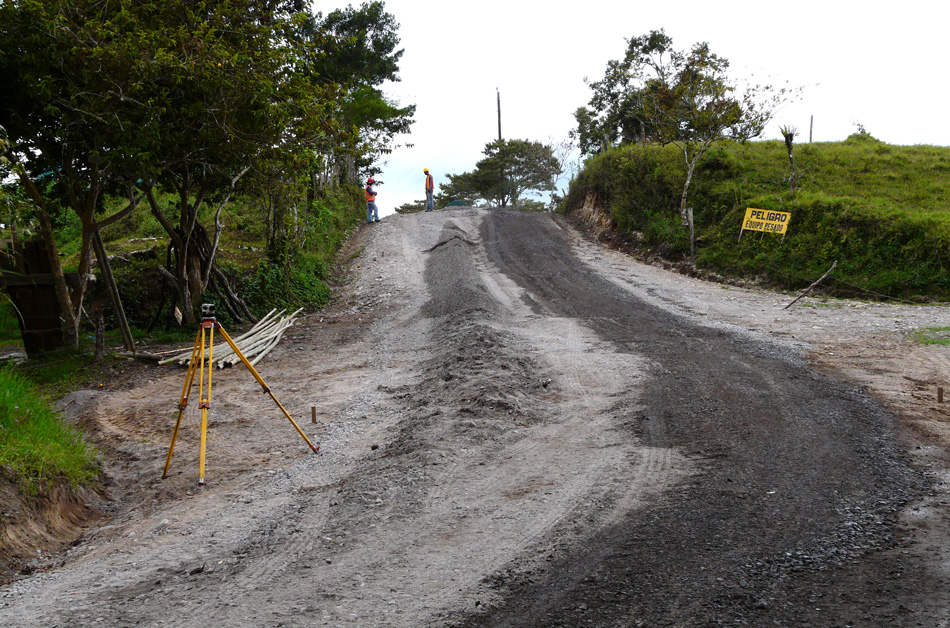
(451, 211), (937, 627)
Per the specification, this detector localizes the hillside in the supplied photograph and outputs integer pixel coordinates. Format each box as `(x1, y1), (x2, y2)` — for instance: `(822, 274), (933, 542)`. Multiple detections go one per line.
(562, 134), (950, 301)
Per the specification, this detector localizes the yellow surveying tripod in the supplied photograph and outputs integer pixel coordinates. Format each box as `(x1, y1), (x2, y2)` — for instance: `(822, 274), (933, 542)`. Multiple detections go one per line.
(162, 303), (319, 485)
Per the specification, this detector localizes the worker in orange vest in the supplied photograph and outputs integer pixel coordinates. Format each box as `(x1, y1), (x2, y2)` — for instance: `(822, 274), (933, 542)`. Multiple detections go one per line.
(424, 168), (435, 212)
(365, 177), (379, 224)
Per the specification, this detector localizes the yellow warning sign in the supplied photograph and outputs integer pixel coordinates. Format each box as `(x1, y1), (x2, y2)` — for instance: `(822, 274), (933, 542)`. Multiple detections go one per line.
(741, 208), (791, 235)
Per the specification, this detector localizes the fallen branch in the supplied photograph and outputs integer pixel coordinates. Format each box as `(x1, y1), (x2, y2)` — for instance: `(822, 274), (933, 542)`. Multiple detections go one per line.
(115, 350), (164, 362)
(785, 261), (837, 310)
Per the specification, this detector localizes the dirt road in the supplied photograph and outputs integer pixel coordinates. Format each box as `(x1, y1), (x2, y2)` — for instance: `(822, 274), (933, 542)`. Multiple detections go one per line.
(2, 208), (949, 627)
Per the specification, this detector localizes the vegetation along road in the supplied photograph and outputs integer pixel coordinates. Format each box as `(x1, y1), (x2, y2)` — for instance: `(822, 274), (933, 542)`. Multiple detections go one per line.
(1, 207), (949, 627)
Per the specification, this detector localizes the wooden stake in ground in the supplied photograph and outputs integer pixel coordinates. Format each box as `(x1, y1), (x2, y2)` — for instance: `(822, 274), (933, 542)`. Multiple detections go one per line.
(785, 261), (837, 310)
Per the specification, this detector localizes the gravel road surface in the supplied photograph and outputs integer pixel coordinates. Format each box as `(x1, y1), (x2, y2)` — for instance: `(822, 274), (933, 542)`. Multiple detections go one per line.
(1, 208), (948, 627)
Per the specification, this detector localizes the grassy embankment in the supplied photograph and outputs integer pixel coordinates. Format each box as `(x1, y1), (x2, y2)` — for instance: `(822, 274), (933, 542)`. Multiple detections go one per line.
(0, 186), (364, 493)
(562, 132), (950, 302)
(0, 367), (98, 492)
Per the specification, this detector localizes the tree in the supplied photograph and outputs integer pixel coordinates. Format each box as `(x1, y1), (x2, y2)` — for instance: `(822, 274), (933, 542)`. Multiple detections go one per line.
(547, 135), (579, 209)
(245, 144), (311, 263)
(395, 200), (426, 214)
(0, 0), (342, 327)
(573, 30), (674, 154)
(780, 125), (799, 193)
(578, 30), (792, 255)
(444, 140), (560, 208)
(304, 2), (415, 188)
(127, 0), (339, 324)
(0, 0), (414, 336)
(0, 1), (154, 346)
(434, 172), (480, 209)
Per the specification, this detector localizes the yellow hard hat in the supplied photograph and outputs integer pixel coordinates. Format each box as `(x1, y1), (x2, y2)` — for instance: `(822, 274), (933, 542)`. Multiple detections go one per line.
(424, 168), (429, 172)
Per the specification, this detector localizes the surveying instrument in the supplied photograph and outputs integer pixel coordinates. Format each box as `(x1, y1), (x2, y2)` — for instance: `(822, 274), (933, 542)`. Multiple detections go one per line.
(162, 303), (319, 485)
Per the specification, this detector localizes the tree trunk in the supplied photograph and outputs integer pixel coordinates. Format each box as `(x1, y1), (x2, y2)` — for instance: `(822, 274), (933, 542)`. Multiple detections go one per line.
(266, 195), (278, 257)
(146, 189), (192, 325)
(345, 155), (356, 185)
(145, 173), (252, 326)
(787, 146), (797, 193)
(687, 207), (695, 258)
(72, 205), (98, 314)
(16, 171), (80, 348)
(679, 158), (698, 227)
(92, 229), (135, 353)
(147, 184), (204, 325)
(678, 141), (713, 258)
(184, 244), (203, 322)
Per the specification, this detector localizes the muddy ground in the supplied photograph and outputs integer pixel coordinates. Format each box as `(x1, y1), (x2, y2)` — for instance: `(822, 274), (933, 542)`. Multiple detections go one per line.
(1, 207), (949, 627)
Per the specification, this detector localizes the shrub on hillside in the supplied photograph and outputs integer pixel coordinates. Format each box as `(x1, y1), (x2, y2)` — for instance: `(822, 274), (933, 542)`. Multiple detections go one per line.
(562, 141), (950, 301)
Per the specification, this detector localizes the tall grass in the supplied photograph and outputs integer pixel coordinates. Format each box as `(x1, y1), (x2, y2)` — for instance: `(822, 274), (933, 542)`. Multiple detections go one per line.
(0, 367), (98, 492)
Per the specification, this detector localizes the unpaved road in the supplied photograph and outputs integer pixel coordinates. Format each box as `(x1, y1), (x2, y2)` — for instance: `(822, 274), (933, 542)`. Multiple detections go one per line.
(2, 208), (950, 627)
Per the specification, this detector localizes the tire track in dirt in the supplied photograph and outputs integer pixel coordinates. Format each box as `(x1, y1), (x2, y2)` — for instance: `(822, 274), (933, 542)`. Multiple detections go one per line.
(456, 210), (929, 628)
(279, 214), (682, 625)
(0, 209), (676, 628)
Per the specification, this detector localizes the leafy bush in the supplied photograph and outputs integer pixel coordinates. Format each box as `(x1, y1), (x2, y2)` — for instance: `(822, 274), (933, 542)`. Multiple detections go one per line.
(246, 187), (361, 311)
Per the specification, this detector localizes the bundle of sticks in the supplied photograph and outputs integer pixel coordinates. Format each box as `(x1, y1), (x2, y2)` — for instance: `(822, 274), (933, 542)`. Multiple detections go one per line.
(155, 308), (303, 369)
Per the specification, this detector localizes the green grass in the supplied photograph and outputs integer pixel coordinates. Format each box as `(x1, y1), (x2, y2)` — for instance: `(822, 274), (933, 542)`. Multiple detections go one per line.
(0, 367), (99, 492)
(11, 350), (103, 398)
(0, 297), (24, 350)
(562, 134), (950, 301)
(912, 326), (950, 346)
(708, 134), (950, 223)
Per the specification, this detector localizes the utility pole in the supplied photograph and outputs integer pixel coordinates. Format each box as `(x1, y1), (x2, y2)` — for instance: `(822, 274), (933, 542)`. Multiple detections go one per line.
(496, 88), (502, 141)
(809, 115), (813, 143)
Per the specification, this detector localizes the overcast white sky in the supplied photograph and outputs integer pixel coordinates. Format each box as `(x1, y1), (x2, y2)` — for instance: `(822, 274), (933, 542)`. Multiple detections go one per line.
(346, 0), (948, 215)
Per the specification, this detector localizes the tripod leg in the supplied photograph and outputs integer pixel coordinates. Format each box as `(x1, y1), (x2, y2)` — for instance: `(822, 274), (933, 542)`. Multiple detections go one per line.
(162, 329), (203, 479)
(198, 324), (213, 485)
(217, 325), (320, 453)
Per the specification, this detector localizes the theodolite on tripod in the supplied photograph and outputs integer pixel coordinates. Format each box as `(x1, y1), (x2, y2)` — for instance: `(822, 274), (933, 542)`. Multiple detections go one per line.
(162, 303), (319, 485)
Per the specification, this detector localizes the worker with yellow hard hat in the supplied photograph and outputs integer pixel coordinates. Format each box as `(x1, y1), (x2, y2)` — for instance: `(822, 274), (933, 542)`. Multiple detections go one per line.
(424, 168), (435, 212)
